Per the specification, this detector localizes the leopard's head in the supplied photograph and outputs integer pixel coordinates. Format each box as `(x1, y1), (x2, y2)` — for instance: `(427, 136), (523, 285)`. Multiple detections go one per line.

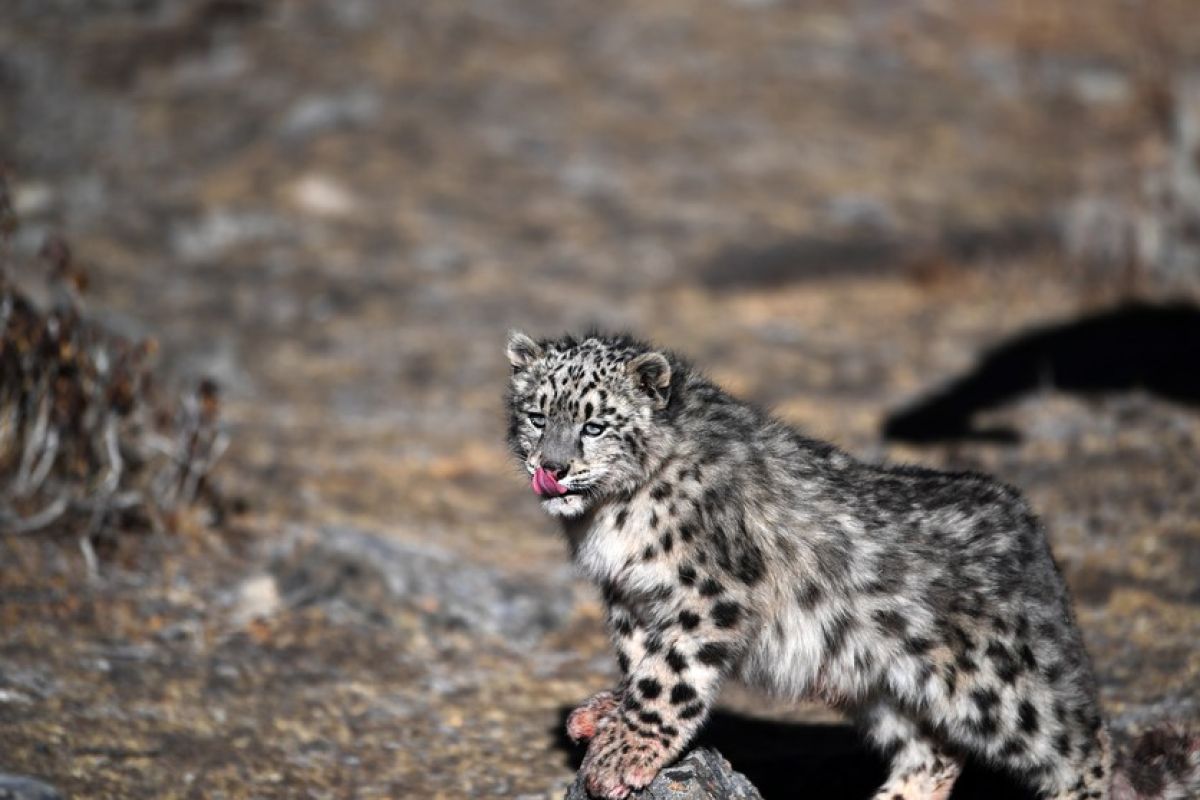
(505, 330), (673, 517)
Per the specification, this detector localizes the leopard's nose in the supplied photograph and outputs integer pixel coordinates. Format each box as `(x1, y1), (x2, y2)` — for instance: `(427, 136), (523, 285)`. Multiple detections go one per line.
(541, 461), (569, 479)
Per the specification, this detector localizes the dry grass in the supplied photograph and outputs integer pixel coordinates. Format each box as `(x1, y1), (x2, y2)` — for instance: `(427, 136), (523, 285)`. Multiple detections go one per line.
(0, 170), (225, 566)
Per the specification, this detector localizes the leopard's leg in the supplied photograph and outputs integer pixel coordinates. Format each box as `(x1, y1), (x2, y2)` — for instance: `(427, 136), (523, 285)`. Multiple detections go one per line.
(578, 599), (751, 799)
(863, 702), (962, 800)
(1044, 726), (1112, 800)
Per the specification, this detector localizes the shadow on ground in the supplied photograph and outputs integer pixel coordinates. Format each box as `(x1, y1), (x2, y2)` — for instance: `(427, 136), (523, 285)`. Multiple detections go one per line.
(701, 218), (1055, 290)
(554, 708), (1037, 800)
(883, 302), (1200, 443)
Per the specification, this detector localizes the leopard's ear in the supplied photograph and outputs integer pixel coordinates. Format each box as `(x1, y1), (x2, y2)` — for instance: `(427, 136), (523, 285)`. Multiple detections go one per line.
(506, 330), (544, 373)
(627, 352), (671, 409)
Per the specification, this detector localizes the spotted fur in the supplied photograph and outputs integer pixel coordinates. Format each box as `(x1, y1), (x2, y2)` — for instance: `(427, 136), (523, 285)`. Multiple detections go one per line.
(505, 330), (1195, 800)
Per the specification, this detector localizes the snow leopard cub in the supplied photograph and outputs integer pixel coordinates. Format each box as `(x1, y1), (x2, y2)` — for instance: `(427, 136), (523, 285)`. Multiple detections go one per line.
(505, 329), (1124, 800)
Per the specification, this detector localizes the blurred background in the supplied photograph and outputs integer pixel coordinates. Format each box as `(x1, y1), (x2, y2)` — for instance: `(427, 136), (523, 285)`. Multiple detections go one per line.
(1, 1), (1198, 797)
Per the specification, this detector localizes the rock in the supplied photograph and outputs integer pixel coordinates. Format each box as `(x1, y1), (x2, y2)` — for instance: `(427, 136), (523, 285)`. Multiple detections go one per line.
(272, 525), (578, 645)
(822, 193), (896, 233)
(279, 90), (381, 140)
(564, 749), (763, 800)
(169, 209), (295, 262)
(0, 774), (63, 800)
(287, 174), (359, 218)
(231, 572), (282, 626)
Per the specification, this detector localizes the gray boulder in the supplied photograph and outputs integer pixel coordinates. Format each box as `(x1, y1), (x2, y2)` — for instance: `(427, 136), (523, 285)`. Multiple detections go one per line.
(271, 525), (579, 645)
(0, 774), (63, 800)
(565, 748), (763, 800)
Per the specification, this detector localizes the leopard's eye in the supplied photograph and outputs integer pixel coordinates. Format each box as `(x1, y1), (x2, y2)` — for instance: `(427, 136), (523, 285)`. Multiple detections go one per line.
(527, 412), (546, 429)
(582, 421), (606, 437)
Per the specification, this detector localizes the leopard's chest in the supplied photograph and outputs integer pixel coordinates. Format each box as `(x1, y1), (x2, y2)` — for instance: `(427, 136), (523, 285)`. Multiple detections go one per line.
(574, 496), (677, 600)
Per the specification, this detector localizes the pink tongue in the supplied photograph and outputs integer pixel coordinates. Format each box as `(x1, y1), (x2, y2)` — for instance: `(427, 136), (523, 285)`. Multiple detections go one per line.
(532, 467), (567, 497)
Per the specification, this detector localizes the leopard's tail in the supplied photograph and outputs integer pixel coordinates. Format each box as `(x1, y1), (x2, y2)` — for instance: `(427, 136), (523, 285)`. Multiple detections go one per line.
(1111, 725), (1200, 800)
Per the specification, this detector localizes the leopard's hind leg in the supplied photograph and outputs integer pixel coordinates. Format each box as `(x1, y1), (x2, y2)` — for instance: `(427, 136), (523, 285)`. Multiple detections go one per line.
(863, 702), (963, 800)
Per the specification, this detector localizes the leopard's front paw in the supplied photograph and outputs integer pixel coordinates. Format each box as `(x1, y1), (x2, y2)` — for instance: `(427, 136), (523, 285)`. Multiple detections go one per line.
(566, 690), (620, 744)
(580, 716), (671, 799)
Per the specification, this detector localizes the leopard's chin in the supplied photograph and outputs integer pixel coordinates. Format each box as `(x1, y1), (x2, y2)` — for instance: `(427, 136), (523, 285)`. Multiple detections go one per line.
(542, 493), (590, 517)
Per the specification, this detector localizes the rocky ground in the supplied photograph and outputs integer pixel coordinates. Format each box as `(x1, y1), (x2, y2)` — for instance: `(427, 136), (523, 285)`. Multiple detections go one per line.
(1, 1), (1199, 798)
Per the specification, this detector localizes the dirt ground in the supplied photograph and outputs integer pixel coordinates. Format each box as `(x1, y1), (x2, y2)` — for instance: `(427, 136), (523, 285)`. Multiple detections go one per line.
(1, 1), (1198, 798)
